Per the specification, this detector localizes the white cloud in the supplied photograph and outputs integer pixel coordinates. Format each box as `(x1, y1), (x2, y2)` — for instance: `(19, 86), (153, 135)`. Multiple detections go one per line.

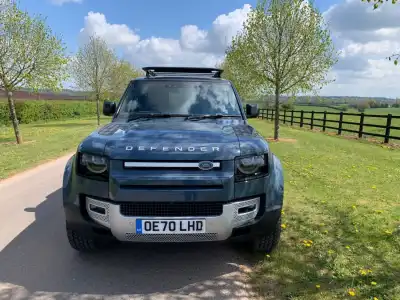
(50, 0), (82, 5)
(319, 0), (400, 97)
(78, 5), (251, 68)
(79, 12), (140, 47)
(77, 1), (400, 97)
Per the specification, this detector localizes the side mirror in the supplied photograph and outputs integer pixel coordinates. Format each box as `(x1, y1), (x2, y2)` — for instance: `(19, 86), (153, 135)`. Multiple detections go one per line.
(245, 103), (259, 118)
(103, 101), (116, 116)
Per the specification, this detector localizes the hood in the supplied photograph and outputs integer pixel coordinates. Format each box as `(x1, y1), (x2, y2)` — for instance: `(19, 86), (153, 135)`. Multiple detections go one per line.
(77, 119), (269, 161)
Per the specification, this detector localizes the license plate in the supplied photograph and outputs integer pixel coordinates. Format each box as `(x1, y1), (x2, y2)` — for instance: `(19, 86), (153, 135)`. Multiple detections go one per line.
(136, 219), (206, 234)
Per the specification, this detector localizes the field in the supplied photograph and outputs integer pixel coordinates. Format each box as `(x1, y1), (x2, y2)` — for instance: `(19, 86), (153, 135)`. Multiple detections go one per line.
(0, 117), (109, 179)
(1, 116), (399, 300)
(248, 119), (400, 300)
(261, 106), (400, 144)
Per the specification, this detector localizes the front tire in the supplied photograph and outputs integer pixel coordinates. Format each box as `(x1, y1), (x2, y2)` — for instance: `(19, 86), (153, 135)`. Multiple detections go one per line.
(251, 215), (282, 253)
(66, 227), (105, 252)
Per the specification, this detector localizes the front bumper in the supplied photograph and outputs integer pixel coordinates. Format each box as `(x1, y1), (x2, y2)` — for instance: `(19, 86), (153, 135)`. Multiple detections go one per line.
(63, 154), (284, 243)
(84, 196), (261, 242)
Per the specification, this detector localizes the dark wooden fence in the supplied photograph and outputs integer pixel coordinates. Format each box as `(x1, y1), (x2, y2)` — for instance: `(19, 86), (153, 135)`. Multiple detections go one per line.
(258, 108), (400, 144)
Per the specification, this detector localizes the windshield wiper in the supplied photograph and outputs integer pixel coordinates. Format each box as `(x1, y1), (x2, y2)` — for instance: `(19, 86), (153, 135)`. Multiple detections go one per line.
(127, 113), (176, 122)
(185, 114), (241, 121)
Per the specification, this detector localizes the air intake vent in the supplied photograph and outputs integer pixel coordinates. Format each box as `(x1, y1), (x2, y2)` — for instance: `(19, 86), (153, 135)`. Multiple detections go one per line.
(120, 202), (224, 217)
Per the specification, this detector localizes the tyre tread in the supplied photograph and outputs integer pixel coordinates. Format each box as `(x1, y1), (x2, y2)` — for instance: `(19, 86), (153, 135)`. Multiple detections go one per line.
(66, 228), (99, 252)
(253, 215), (282, 253)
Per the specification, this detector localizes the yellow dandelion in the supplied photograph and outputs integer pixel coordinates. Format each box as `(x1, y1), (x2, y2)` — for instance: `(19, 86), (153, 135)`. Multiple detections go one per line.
(266, 254), (271, 258)
(348, 288), (356, 296)
(375, 210), (383, 214)
(315, 284), (320, 289)
(371, 281), (377, 286)
(384, 230), (393, 235)
(352, 205), (357, 209)
(359, 268), (372, 276)
(371, 185), (377, 189)
(323, 230), (328, 234)
(281, 209), (285, 215)
(281, 224), (287, 229)
(345, 245), (351, 250)
(373, 297), (379, 300)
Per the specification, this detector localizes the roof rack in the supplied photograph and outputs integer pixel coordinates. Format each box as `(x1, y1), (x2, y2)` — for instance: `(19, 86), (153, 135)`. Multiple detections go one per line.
(142, 66), (223, 78)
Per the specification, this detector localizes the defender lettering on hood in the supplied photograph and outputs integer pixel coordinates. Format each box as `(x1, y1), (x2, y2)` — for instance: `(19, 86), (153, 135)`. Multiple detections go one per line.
(126, 146), (221, 152)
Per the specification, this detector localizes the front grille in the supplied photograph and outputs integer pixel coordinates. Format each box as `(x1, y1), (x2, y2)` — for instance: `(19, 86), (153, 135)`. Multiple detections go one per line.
(120, 202), (224, 217)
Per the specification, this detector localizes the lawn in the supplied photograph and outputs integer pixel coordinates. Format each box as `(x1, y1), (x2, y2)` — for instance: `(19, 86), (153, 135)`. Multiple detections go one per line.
(0, 117), (109, 179)
(261, 106), (400, 144)
(248, 119), (400, 300)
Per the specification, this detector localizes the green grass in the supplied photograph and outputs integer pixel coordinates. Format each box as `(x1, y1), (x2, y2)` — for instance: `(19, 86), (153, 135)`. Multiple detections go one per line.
(261, 106), (400, 144)
(248, 119), (400, 300)
(0, 117), (109, 179)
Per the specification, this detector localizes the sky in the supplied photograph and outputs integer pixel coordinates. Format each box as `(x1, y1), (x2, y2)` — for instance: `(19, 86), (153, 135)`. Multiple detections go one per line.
(17, 0), (400, 98)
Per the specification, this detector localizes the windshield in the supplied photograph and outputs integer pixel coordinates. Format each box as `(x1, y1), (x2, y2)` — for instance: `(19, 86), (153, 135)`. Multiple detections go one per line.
(115, 80), (242, 120)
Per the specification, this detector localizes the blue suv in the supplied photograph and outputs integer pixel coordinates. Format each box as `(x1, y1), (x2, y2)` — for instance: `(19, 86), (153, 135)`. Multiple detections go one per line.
(62, 67), (284, 253)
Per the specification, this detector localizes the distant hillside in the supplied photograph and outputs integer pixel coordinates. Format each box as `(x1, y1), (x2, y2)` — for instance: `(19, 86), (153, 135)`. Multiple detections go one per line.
(1, 87), (398, 103)
(250, 95), (399, 106)
(0, 88), (90, 100)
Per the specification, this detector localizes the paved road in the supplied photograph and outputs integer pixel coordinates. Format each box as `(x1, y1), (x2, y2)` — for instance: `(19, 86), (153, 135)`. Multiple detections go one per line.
(0, 154), (259, 300)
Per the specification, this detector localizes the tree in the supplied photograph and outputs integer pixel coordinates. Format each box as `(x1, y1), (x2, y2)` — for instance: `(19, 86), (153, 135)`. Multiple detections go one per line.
(362, 0), (398, 10)
(217, 58), (260, 101)
(0, 1), (68, 144)
(104, 59), (142, 100)
(226, 0), (338, 140)
(70, 35), (117, 126)
(357, 101), (370, 112)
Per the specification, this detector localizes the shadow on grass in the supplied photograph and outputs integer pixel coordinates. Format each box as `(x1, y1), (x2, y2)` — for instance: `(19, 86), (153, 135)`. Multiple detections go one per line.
(250, 207), (400, 300)
(32, 122), (96, 128)
(0, 137), (15, 143)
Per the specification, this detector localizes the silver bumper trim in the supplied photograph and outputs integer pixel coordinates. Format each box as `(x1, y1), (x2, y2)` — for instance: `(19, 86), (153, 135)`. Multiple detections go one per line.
(86, 197), (260, 242)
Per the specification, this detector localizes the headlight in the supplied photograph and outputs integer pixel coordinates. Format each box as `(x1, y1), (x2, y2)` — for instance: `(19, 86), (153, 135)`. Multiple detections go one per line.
(235, 154), (268, 181)
(81, 153), (108, 174)
(77, 153), (109, 180)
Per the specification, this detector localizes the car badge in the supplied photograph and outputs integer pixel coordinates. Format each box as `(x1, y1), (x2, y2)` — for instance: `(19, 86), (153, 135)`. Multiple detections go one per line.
(198, 161), (214, 171)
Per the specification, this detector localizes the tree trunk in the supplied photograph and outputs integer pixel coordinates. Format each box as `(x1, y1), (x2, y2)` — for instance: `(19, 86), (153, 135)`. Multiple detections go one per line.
(96, 92), (100, 126)
(274, 87), (280, 140)
(7, 91), (22, 144)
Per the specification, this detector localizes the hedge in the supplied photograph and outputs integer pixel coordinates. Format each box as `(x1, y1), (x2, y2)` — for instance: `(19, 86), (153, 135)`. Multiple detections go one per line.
(0, 100), (100, 125)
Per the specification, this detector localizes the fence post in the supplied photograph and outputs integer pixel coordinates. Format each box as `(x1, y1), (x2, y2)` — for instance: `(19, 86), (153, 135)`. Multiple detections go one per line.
(358, 113), (364, 138)
(271, 109), (274, 121)
(322, 111), (327, 131)
(311, 111), (314, 130)
(384, 114), (392, 143)
(291, 110), (294, 126)
(338, 112), (343, 135)
(300, 110), (304, 127)
(265, 109), (268, 120)
(283, 110), (286, 124)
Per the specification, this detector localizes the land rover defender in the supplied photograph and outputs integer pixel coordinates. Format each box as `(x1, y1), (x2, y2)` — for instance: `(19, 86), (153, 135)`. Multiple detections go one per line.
(62, 66), (284, 253)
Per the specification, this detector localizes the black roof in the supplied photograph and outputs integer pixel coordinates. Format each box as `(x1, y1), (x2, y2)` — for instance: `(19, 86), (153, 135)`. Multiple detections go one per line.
(140, 66), (224, 80)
